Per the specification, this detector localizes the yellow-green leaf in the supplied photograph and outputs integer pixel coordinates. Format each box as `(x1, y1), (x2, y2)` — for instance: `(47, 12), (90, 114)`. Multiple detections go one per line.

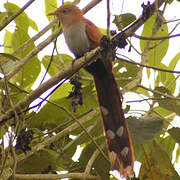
(140, 13), (169, 67)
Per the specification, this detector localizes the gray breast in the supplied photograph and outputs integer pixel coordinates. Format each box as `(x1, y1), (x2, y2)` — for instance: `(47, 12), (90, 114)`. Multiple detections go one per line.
(64, 23), (91, 57)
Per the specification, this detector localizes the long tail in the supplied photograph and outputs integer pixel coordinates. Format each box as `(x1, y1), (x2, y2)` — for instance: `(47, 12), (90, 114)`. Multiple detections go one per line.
(94, 72), (134, 178)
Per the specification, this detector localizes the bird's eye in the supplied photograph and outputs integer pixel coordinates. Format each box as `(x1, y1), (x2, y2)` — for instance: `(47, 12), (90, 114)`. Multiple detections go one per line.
(62, 9), (68, 13)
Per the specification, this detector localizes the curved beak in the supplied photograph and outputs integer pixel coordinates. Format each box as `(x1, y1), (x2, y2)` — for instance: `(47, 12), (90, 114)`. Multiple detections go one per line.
(46, 11), (56, 16)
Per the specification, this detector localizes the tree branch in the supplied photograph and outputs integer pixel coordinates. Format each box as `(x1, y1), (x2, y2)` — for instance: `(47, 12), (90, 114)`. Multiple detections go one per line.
(14, 173), (100, 180)
(113, 0), (165, 39)
(121, 0), (166, 93)
(0, 0), (35, 31)
(0, 0), (167, 126)
(0, 0), (103, 87)
(133, 33), (180, 40)
(12, 18), (58, 57)
(138, 85), (180, 100)
(1, 109), (99, 180)
(116, 56), (180, 74)
(0, 47), (100, 125)
(84, 143), (106, 178)
(0, 27), (62, 86)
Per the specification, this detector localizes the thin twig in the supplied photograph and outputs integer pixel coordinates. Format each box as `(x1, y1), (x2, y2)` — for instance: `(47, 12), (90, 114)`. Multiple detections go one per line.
(106, 0), (110, 38)
(0, 28), (62, 86)
(11, 146), (17, 180)
(138, 85), (180, 100)
(82, 0), (103, 14)
(126, 97), (167, 103)
(0, 129), (11, 178)
(84, 143), (106, 179)
(0, 65), (19, 180)
(0, 0), (167, 125)
(13, 18), (58, 57)
(50, 105), (109, 163)
(116, 56), (180, 74)
(38, 39), (57, 86)
(0, 0), (35, 31)
(141, 144), (153, 179)
(2, 109), (99, 179)
(0, 47), (100, 125)
(133, 33), (180, 40)
(112, 0), (165, 40)
(0, 0), (102, 87)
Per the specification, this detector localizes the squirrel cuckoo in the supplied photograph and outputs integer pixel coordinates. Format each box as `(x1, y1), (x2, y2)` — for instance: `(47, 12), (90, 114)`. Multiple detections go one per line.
(48, 4), (134, 177)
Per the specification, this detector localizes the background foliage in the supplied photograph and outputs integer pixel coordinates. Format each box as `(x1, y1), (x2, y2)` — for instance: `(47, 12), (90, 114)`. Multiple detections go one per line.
(0, 0), (180, 180)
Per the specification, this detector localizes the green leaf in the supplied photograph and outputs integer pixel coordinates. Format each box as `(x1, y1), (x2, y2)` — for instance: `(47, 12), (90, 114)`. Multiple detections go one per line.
(11, 28), (31, 54)
(44, 0), (57, 21)
(16, 149), (57, 173)
(175, 146), (180, 163)
(4, 30), (13, 54)
(71, 110), (101, 135)
(4, 3), (38, 31)
(113, 58), (139, 87)
(150, 140), (173, 171)
(42, 54), (74, 76)
(157, 63), (176, 93)
(0, 61), (18, 74)
(135, 86), (150, 97)
(77, 137), (110, 180)
(63, 119), (102, 159)
(113, 13), (136, 30)
(0, 53), (20, 74)
(133, 143), (146, 162)
(169, 51), (180, 71)
(0, 53), (19, 62)
(140, 13), (169, 67)
(126, 116), (163, 144)
(63, 125), (95, 159)
(10, 28), (41, 88)
(157, 135), (176, 160)
(168, 127), (180, 144)
(167, 0), (174, 3)
(29, 85), (98, 130)
(0, 12), (8, 26)
(49, 82), (73, 101)
(99, 27), (107, 35)
(139, 140), (179, 179)
(152, 106), (174, 132)
(28, 18), (39, 31)
(154, 86), (180, 116)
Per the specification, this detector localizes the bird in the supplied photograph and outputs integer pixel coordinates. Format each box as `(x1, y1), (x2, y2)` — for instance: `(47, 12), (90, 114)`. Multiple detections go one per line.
(48, 4), (134, 178)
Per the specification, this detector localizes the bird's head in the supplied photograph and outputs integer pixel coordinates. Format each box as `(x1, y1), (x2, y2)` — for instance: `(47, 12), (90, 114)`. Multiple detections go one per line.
(47, 4), (83, 28)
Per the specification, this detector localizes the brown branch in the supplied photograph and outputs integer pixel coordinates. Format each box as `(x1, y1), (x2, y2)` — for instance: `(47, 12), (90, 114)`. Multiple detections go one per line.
(84, 143), (106, 177)
(0, 0), (167, 125)
(12, 18), (58, 57)
(1, 109), (99, 179)
(0, 47), (100, 125)
(0, 0), (105, 127)
(14, 173), (100, 180)
(116, 56), (180, 74)
(117, 0), (166, 94)
(138, 85), (180, 100)
(133, 33), (180, 40)
(112, 0), (166, 41)
(12, 0), (102, 57)
(0, 28), (62, 86)
(0, 0), (103, 87)
(82, 0), (103, 13)
(0, 0), (36, 31)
